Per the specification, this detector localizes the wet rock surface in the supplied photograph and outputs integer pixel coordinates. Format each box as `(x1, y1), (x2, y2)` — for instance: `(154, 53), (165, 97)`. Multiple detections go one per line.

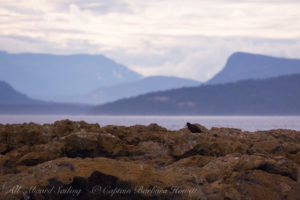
(0, 120), (300, 200)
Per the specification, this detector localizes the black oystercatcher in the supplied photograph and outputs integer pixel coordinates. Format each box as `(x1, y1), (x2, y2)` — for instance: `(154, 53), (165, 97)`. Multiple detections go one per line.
(186, 122), (202, 133)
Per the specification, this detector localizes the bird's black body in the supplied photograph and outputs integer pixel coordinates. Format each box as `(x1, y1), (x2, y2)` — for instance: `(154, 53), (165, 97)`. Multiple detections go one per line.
(186, 122), (202, 133)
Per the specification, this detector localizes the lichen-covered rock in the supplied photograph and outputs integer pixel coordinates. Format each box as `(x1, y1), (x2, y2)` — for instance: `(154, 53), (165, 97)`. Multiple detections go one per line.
(63, 133), (100, 158)
(168, 131), (201, 157)
(1, 123), (47, 152)
(0, 120), (300, 200)
(17, 151), (48, 166)
(0, 143), (8, 153)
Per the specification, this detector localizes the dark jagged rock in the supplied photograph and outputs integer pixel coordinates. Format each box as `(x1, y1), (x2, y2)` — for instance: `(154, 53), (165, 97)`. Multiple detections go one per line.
(0, 120), (300, 200)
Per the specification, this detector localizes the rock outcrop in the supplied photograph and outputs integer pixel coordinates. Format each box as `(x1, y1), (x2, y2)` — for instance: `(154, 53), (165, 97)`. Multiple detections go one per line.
(0, 120), (299, 199)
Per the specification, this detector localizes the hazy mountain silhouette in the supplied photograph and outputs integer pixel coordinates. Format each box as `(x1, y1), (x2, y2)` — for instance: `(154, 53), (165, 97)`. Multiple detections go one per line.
(207, 52), (300, 84)
(92, 73), (300, 115)
(63, 76), (201, 104)
(0, 80), (91, 114)
(0, 80), (40, 104)
(0, 51), (141, 101)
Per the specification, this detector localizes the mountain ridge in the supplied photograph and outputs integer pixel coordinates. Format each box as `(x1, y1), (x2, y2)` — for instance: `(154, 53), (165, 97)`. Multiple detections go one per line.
(0, 51), (142, 100)
(0, 80), (92, 114)
(63, 76), (201, 104)
(207, 52), (300, 84)
(0, 80), (40, 104)
(92, 73), (300, 115)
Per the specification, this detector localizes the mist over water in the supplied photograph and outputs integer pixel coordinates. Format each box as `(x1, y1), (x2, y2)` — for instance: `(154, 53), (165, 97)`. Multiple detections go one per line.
(1, 115), (300, 132)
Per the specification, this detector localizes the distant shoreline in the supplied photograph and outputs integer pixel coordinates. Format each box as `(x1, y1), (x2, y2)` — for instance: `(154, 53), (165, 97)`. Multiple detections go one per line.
(1, 116), (300, 132)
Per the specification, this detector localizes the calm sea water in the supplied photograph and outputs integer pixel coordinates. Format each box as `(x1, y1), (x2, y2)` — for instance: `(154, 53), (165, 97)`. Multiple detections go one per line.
(0, 115), (300, 131)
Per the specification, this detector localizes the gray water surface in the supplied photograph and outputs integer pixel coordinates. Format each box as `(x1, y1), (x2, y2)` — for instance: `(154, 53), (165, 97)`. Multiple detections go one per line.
(1, 115), (300, 131)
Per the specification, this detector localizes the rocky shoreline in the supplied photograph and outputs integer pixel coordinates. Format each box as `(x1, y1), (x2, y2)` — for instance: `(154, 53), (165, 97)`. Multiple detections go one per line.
(0, 120), (300, 200)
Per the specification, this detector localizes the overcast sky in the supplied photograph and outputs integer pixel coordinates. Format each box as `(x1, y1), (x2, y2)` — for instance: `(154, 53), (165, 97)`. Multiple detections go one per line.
(1, 0), (300, 81)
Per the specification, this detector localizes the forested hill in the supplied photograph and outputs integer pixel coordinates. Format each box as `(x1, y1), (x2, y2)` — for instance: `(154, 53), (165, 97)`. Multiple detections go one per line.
(92, 73), (300, 115)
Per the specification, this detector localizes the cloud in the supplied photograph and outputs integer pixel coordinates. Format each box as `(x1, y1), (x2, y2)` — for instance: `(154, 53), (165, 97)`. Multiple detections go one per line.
(106, 36), (300, 81)
(74, 0), (131, 14)
(0, 0), (300, 81)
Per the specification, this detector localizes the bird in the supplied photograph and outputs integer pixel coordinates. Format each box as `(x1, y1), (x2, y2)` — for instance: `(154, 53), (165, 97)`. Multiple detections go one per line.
(186, 122), (202, 133)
